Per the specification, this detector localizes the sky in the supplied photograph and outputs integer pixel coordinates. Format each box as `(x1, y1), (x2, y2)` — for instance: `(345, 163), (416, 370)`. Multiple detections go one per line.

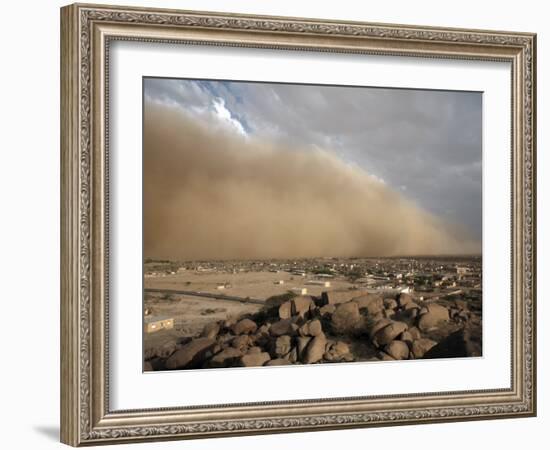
(144, 77), (482, 240)
(143, 77), (482, 260)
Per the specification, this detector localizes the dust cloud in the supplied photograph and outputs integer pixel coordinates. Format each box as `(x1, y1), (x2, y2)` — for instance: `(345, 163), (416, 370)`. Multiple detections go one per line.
(144, 102), (480, 260)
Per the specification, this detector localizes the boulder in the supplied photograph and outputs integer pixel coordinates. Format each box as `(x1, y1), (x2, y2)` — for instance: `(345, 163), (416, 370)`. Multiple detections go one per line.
(265, 358), (291, 366)
(232, 318), (258, 335)
(257, 323), (271, 335)
(165, 338), (216, 370)
(284, 347), (298, 363)
(270, 319), (299, 337)
(417, 304), (450, 331)
(398, 293), (414, 308)
(274, 335), (293, 357)
(373, 321), (408, 347)
(408, 327), (422, 340)
(399, 331), (414, 345)
(207, 347), (243, 368)
(378, 352), (396, 361)
(423, 327), (481, 359)
(331, 301), (363, 335)
(247, 346), (262, 354)
(292, 296), (314, 317)
(145, 341), (177, 360)
(383, 308), (396, 319)
(323, 341), (352, 362)
(352, 294), (384, 315)
(322, 289), (366, 305)
(278, 301), (293, 320)
(201, 322), (220, 339)
(411, 338), (438, 359)
(404, 301), (420, 311)
(298, 319), (323, 337)
(385, 340), (410, 360)
(239, 352), (271, 367)
(148, 357), (166, 371)
(368, 318), (393, 340)
(452, 299), (469, 311)
(319, 304), (336, 316)
(303, 333), (327, 364)
(231, 334), (253, 350)
(143, 361), (153, 371)
(296, 336), (312, 360)
(383, 298), (398, 310)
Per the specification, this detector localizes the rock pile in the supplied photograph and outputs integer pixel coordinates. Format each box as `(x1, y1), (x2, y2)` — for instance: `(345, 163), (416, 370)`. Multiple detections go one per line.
(144, 289), (480, 370)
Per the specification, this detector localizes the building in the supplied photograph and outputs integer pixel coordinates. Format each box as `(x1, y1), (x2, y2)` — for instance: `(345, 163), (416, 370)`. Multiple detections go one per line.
(144, 316), (174, 334)
(291, 287), (308, 295)
(306, 280), (331, 287)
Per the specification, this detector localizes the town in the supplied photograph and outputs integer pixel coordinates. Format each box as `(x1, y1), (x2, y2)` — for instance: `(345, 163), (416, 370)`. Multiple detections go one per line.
(143, 256), (482, 369)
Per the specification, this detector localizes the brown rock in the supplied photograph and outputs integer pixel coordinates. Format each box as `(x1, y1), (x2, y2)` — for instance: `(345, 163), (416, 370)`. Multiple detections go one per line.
(274, 335), (293, 357)
(385, 340), (410, 360)
(408, 327), (422, 340)
(278, 301), (293, 320)
(231, 334), (253, 350)
(303, 333), (327, 363)
(232, 318), (258, 335)
(165, 338), (216, 370)
(404, 301), (420, 311)
(265, 358), (291, 366)
(319, 304), (336, 316)
(270, 319), (299, 337)
(155, 341), (178, 358)
(296, 336), (312, 360)
(257, 323), (271, 334)
(378, 352), (396, 361)
(323, 341), (352, 362)
(201, 322), (220, 339)
(298, 319), (323, 337)
(322, 289), (366, 305)
(284, 347), (298, 363)
(239, 352), (271, 367)
(453, 299), (469, 311)
(417, 304), (450, 331)
(247, 346), (262, 354)
(331, 301), (363, 335)
(399, 331), (414, 345)
(352, 294), (384, 315)
(207, 347), (243, 368)
(373, 321), (408, 347)
(370, 311), (385, 322)
(143, 361), (153, 371)
(368, 318), (393, 340)
(423, 328), (481, 359)
(292, 296), (314, 317)
(383, 298), (398, 310)
(411, 338), (438, 358)
(398, 293), (414, 308)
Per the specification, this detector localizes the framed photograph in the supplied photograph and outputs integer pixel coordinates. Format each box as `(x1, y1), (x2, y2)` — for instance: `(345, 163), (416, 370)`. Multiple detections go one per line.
(60, 3), (537, 446)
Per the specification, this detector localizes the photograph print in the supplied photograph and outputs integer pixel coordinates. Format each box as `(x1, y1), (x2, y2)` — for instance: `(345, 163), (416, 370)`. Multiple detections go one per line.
(142, 77), (482, 372)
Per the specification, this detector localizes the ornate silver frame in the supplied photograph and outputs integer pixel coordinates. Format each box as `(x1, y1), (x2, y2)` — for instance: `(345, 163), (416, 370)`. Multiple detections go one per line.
(60, 3), (536, 446)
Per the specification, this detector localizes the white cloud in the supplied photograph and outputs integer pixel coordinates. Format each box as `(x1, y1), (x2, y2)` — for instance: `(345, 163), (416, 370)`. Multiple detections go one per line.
(212, 97), (247, 136)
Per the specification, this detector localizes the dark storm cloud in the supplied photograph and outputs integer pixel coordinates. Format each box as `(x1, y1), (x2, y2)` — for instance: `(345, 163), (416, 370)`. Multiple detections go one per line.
(144, 78), (482, 239)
